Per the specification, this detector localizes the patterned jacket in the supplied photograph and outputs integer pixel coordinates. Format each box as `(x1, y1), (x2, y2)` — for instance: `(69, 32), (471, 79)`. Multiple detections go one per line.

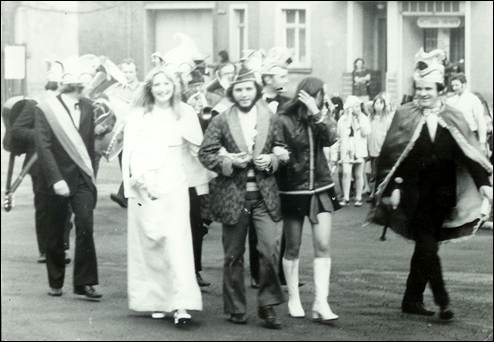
(199, 101), (283, 225)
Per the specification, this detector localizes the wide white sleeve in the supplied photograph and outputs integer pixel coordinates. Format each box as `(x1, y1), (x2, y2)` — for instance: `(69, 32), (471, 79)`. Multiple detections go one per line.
(472, 95), (487, 144)
(179, 102), (204, 147)
(359, 114), (371, 137)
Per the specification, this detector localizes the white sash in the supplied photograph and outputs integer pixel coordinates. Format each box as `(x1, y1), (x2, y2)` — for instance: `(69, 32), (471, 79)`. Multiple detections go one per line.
(38, 95), (95, 184)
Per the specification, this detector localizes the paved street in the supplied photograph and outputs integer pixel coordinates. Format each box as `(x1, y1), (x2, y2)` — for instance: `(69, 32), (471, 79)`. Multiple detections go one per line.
(1, 147), (493, 341)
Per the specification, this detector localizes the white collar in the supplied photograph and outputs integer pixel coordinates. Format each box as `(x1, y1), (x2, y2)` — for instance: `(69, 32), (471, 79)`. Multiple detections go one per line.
(60, 93), (78, 108)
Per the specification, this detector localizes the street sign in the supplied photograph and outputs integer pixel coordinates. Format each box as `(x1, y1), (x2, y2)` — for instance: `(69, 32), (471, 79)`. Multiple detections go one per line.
(417, 17), (462, 28)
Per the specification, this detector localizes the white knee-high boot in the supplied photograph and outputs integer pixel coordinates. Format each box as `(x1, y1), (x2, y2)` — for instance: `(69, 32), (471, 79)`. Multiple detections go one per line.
(312, 257), (338, 321)
(282, 258), (305, 317)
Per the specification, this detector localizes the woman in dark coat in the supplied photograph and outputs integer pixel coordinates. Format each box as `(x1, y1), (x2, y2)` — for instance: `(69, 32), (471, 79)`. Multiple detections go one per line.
(277, 77), (340, 322)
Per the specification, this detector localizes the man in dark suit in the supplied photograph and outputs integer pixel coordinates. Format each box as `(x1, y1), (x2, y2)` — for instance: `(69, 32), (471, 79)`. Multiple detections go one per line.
(369, 49), (492, 321)
(34, 70), (102, 300)
(199, 66), (285, 329)
(12, 86), (72, 264)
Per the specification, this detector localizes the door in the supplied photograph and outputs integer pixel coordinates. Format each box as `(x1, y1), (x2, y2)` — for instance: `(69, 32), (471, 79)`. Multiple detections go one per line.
(377, 17), (387, 92)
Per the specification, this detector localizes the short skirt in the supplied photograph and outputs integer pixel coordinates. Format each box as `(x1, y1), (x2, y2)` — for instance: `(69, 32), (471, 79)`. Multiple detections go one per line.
(280, 187), (341, 224)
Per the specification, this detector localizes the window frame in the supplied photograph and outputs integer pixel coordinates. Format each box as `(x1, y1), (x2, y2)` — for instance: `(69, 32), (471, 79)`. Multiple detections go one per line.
(229, 4), (249, 62)
(275, 2), (311, 69)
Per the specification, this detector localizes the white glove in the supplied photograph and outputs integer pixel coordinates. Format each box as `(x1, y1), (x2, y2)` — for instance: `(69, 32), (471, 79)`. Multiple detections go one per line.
(53, 180), (70, 197)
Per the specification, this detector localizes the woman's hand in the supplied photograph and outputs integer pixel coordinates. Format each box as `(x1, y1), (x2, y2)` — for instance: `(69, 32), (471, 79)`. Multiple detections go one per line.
(298, 90), (320, 116)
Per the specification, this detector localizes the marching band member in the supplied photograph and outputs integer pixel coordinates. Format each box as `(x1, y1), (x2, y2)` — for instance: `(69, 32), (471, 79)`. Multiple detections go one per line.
(11, 60), (72, 264)
(34, 57), (102, 300)
(183, 69), (214, 287)
(106, 58), (142, 208)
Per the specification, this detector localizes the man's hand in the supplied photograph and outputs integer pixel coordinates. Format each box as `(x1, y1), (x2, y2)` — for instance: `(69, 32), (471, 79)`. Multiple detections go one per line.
(254, 154), (272, 171)
(480, 185), (493, 203)
(273, 146), (289, 163)
(298, 90), (320, 116)
(53, 180), (70, 197)
(231, 153), (252, 169)
(390, 188), (400, 210)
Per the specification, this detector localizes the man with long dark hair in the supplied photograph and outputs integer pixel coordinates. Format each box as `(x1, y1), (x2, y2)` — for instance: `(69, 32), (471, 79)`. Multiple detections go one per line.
(199, 66), (285, 329)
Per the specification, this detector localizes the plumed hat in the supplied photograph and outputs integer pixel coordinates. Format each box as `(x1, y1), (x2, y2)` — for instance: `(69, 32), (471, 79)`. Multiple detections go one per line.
(413, 48), (445, 84)
(188, 69), (205, 86)
(45, 59), (64, 83)
(231, 65), (258, 86)
(261, 47), (293, 75)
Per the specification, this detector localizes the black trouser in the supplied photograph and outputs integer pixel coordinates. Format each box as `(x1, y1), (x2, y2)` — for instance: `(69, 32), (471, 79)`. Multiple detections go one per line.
(403, 208), (449, 307)
(115, 153), (125, 200)
(248, 222), (260, 283)
(222, 193), (284, 314)
(249, 224), (286, 285)
(31, 173), (72, 255)
(189, 187), (207, 273)
(44, 178), (98, 289)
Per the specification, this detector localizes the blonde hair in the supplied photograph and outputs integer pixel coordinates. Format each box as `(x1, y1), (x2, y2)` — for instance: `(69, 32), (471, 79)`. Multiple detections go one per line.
(133, 66), (183, 115)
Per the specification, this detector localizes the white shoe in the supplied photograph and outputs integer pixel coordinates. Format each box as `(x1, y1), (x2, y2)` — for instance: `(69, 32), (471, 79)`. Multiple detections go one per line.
(282, 258), (305, 318)
(174, 310), (191, 327)
(151, 312), (165, 319)
(312, 258), (339, 322)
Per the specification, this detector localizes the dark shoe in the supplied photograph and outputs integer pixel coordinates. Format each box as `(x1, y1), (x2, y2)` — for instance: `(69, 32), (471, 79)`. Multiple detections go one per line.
(37, 253), (47, 264)
(250, 278), (260, 289)
(196, 272), (211, 287)
(401, 302), (435, 316)
(439, 306), (455, 321)
(110, 193), (128, 209)
(48, 287), (63, 297)
(74, 285), (102, 301)
(227, 313), (247, 324)
(173, 310), (191, 327)
(258, 306), (282, 329)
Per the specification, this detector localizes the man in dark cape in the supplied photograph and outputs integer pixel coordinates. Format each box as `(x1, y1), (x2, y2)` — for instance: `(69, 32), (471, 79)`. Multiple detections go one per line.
(368, 49), (492, 321)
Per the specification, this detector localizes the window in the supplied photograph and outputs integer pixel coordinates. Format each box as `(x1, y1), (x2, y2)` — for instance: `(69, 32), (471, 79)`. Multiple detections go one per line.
(449, 27), (464, 63)
(424, 28), (438, 51)
(229, 6), (248, 61)
(282, 9), (308, 65)
(401, 1), (463, 14)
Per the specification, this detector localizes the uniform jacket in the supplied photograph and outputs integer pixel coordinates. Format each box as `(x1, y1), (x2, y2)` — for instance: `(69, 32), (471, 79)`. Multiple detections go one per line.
(11, 99), (41, 178)
(34, 95), (97, 201)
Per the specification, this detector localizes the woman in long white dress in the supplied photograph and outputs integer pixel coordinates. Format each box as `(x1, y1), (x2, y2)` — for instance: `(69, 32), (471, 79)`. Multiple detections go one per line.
(122, 66), (204, 327)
